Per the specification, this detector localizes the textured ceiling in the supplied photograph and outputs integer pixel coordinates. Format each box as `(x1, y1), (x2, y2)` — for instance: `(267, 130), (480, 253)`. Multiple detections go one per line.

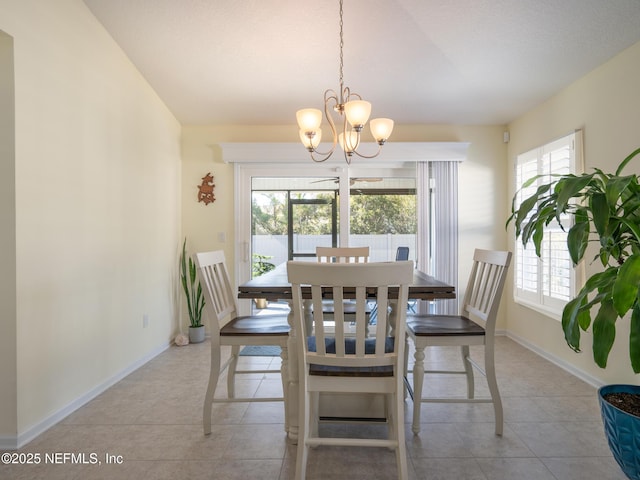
(84, 0), (640, 126)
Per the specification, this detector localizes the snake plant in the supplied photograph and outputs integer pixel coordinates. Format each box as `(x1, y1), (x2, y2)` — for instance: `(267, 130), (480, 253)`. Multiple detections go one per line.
(180, 239), (205, 328)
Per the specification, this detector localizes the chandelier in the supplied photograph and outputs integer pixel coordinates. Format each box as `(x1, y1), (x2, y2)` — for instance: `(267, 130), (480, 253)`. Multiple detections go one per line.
(296, 0), (394, 165)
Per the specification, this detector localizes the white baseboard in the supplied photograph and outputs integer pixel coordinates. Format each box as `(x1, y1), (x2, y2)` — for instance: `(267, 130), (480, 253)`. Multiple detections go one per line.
(0, 342), (171, 450)
(505, 331), (603, 389)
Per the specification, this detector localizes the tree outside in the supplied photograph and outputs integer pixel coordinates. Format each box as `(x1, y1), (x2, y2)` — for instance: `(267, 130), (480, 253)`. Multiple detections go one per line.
(350, 194), (416, 234)
(252, 192), (287, 235)
(252, 191), (415, 236)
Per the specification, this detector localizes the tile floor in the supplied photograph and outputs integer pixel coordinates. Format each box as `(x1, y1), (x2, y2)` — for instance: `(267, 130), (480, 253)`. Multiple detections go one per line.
(1, 337), (627, 480)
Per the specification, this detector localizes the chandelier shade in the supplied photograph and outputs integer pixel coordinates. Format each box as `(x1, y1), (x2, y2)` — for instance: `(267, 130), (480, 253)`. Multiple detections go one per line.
(299, 128), (321, 150)
(296, 108), (322, 132)
(370, 118), (394, 143)
(296, 0), (393, 164)
(344, 100), (371, 129)
(338, 131), (359, 153)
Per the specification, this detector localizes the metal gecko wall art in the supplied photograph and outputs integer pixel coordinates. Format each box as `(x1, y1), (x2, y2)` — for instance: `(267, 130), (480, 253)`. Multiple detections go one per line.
(197, 172), (216, 205)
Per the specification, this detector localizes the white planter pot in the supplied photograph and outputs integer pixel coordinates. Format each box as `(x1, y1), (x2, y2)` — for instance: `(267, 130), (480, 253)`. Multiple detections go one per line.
(189, 325), (205, 344)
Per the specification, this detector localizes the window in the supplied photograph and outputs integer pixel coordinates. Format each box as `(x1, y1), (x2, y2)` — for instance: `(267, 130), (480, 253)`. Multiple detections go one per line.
(249, 176), (416, 266)
(513, 131), (583, 318)
(348, 179), (416, 261)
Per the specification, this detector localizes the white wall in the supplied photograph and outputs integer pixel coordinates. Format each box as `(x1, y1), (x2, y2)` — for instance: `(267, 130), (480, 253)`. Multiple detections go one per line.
(0, 0), (182, 446)
(0, 29), (17, 441)
(506, 40), (640, 386)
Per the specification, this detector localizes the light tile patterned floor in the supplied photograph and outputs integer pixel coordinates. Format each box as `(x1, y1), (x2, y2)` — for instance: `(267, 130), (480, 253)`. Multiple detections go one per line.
(1, 337), (627, 479)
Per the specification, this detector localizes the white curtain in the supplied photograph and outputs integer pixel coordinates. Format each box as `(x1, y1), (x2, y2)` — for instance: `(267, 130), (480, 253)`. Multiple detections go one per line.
(416, 161), (459, 315)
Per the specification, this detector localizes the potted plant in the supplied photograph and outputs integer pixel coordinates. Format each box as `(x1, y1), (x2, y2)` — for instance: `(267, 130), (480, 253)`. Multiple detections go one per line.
(180, 239), (206, 343)
(507, 147), (640, 479)
(252, 253), (275, 309)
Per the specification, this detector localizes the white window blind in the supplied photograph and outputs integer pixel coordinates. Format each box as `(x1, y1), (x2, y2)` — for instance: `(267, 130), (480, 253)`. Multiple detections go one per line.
(416, 161), (459, 315)
(513, 131), (583, 318)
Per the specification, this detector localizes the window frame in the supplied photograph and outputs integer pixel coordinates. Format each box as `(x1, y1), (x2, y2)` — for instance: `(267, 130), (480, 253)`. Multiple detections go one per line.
(513, 130), (584, 320)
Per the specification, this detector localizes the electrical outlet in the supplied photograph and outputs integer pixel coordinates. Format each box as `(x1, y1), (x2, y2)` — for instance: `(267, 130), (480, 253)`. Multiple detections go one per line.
(143, 314), (149, 328)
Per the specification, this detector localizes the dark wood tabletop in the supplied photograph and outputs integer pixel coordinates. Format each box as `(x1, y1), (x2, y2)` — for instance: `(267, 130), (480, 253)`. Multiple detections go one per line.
(237, 262), (456, 301)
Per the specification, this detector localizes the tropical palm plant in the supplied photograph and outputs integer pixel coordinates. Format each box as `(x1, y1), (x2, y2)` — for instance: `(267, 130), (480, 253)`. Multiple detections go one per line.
(507, 147), (640, 372)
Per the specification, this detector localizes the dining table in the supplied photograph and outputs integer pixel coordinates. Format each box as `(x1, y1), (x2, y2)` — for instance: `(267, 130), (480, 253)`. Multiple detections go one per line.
(237, 261), (456, 443)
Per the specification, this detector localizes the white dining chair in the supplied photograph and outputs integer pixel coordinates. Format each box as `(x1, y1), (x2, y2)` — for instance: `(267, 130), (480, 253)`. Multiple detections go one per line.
(406, 249), (511, 435)
(315, 246), (370, 263)
(288, 260), (414, 480)
(315, 246), (372, 333)
(195, 250), (290, 436)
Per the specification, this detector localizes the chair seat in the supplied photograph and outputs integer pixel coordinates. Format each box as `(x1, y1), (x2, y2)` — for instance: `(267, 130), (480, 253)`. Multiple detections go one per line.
(221, 314), (290, 336)
(407, 314), (485, 336)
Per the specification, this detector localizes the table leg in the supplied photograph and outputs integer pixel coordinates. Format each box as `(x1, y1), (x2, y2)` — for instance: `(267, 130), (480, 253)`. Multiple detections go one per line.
(388, 300), (398, 336)
(284, 298), (312, 444)
(279, 338), (289, 435)
(285, 299), (298, 443)
(412, 346), (425, 434)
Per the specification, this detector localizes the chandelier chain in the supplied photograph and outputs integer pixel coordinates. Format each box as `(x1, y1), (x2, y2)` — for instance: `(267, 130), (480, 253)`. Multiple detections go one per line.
(339, 0), (344, 93)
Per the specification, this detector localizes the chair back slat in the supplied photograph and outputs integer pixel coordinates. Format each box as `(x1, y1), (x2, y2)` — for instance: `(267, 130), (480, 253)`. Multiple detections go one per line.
(316, 246), (370, 263)
(195, 250), (238, 330)
(354, 285), (367, 356)
(461, 249), (512, 331)
(288, 261), (413, 369)
(374, 285), (389, 354)
(311, 284), (327, 354)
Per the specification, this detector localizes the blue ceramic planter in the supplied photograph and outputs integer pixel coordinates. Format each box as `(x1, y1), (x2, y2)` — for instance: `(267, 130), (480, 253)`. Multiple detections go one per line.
(599, 384), (640, 480)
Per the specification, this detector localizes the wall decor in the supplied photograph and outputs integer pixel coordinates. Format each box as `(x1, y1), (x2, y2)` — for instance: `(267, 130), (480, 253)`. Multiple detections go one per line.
(197, 172), (216, 205)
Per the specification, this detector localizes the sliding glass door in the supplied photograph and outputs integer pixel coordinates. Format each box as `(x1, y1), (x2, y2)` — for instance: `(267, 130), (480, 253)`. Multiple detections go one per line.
(250, 175), (415, 267)
(235, 164), (419, 315)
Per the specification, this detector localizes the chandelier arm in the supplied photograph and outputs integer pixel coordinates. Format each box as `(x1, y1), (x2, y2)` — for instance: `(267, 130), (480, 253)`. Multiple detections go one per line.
(351, 143), (384, 160)
(304, 140), (334, 159)
(307, 143), (336, 158)
(343, 86), (362, 103)
(304, 88), (340, 160)
(302, 90), (339, 161)
(343, 117), (360, 150)
(340, 115), (356, 165)
(324, 89), (340, 150)
(309, 151), (334, 163)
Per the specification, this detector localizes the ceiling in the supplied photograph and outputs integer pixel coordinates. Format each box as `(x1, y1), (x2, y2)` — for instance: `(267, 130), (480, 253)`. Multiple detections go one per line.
(84, 0), (640, 126)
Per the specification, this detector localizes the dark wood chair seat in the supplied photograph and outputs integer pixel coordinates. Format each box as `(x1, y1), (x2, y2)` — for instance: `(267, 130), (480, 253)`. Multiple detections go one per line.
(221, 315), (290, 336)
(407, 315), (485, 336)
